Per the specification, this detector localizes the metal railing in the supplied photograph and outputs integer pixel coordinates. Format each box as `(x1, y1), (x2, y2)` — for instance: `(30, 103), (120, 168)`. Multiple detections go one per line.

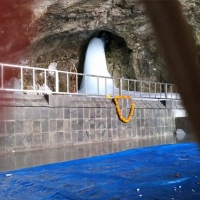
(0, 63), (180, 99)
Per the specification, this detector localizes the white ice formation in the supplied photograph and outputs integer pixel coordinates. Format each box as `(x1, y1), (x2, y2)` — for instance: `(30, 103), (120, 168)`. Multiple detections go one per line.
(78, 36), (117, 95)
(175, 129), (186, 141)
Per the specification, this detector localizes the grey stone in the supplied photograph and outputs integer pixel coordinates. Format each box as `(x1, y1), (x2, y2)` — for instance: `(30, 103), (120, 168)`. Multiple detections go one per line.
(24, 120), (33, 133)
(24, 107), (33, 119)
(6, 107), (15, 120)
(72, 130), (78, 143)
(89, 108), (95, 118)
(83, 131), (89, 142)
(63, 119), (70, 131)
(42, 120), (49, 132)
(55, 132), (64, 145)
(57, 120), (63, 131)
(83, 119), (89, 129)
(107, 118), (112, 129)
(89, 119), (95, 129)
(71, 108), (78, 118)
(33, 121), (41, 133)
(101, 108), (107, 118)
(15, 121), (23, 133)
(33, 107), (41, 120)
(24, 134), (33, 148)
(5, 135), (14, 151)
(78, 108), (83, 118)
(42, 133), (49, 146)
(56, 95), (64, 107)
(6, 121), (15, 134)
(83, 108), (89, 118)
(49, 108), (57, 119)
(50, 120), (57, 132)
(15, 134), (25, 149)
(65, 131), (72, 142)
(33, 134), (42, 147)
(111, 119), (117, 129)
(41, 107), (49, 119)
(106, 109), (112, 118)
(78, 119), (83, 130)
(57, 108), (63, 119)
(0, 107), (5, 120)
(78, 130), (84, 142)
(64, 103), (73, 113)
(71, 119), (78, 130)
(141, 118), (145, 127)
(95, 108), (101, 118)
(0, 121), (5, 134)
(0, 136), (5, 153)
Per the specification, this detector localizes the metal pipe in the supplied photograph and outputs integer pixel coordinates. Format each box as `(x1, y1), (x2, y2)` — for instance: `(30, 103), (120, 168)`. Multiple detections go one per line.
(20, 67), (23, 90)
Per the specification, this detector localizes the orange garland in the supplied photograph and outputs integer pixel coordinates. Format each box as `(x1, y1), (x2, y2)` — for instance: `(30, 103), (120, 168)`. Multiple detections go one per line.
(114, 96), (135, 123)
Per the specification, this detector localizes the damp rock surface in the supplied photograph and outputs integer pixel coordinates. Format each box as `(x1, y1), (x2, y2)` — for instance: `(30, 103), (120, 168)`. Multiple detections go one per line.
(3, 0), (200, 88)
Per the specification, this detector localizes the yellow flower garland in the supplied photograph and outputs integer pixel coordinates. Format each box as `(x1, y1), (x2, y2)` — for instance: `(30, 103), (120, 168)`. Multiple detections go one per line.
(114, 95), (135, 123)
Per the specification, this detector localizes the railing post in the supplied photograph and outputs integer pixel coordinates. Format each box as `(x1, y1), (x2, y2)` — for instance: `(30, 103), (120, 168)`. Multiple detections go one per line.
(20, 67), (23, 90)
(33, 69), (35, 90)
(119, 78), (122, 95)
(164, 83), (167, 98)
(1, 64), (3, 89)
(55, 71), (59, 93)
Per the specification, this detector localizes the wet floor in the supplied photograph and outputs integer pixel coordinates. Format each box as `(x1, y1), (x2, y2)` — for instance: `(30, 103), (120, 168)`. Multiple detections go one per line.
(0, 134), (196, 172)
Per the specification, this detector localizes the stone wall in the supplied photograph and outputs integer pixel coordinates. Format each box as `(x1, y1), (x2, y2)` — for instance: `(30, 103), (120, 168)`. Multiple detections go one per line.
(0, 94), (176, 153)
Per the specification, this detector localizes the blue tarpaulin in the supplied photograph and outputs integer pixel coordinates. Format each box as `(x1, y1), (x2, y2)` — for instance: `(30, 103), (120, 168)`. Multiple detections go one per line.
(1, 143), (200, 200)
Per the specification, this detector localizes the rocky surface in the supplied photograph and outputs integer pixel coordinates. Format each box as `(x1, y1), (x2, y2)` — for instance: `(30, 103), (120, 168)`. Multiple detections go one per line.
(2, 0), (200, 91)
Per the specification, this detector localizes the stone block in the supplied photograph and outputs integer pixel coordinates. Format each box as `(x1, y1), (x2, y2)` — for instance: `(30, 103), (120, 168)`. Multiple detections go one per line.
(0, 121), (5, 134)
(50, 120), (57, 132)
(65, 131), (72, 143)
(33, 134), (42, 148)
(24, 107), (33, 120)
(71, 108), (78, 118)
(6, 107), (15, 120)
(24, 133), (33, 148)
(41, 107), (49, 119)
(78, 108), (83, 118)
(49, 108), (57, 119)
(83, 130), (89, 142)
(33, 107), (41, 120)
(23, 120), (33, 134)
(56, 95), (64, 107)
(95, 108), (101, 118)
(55, 132), (64, 146)
(6, 121), (15, 134)
(33, 121), (41, 133)
(89, 108), (95, 118)
(48, 95), (56, 107)
(64, 108), (70, 119)
(0, 136), (6, 153)
(15, 121), (24, 133)
(42, 133), (50, 147)
(57, 108), (63, 119)
(71, 119), (78, 130)
(42, 120), (49, 133)
(83, 108), (89, 118)
(57, 120), (63, 131)
(107, 118), (112, 129)
(107, 129), (113, 140)
(63, 119), (71, 131)
(5, 135), (14, 152)
(15, 134), (25, 149)
(72, 130), (78, 143)
(78, 130), (84, 142)
(78, 119), (83, 130)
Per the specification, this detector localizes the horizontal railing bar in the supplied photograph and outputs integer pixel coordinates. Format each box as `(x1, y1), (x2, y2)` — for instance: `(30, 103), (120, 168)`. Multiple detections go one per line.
(0, 63), (180, 99)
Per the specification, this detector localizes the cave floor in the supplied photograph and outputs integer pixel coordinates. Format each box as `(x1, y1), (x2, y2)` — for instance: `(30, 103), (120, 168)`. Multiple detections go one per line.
(0, 134), (196, 172)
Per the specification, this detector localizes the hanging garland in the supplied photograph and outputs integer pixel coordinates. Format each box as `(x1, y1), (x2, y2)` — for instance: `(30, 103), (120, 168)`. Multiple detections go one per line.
(114, 96), (135, 123)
